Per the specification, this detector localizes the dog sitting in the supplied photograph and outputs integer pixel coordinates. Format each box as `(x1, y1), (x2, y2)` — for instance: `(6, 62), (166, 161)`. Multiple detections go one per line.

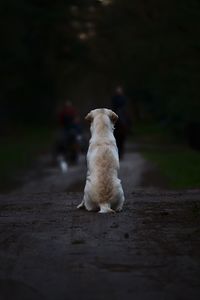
(77, 108), (125, 213)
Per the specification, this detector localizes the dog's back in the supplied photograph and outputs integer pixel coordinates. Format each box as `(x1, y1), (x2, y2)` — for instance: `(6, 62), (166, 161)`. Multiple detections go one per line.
(78, 108), (125, 213)
(90, 145), (118, 204)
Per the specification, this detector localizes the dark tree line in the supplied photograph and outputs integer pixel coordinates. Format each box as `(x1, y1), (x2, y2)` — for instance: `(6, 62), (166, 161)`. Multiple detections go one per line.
(93, 0), (200, 147)
(0, 0), (94, 124)
(1, 0), (200, 147)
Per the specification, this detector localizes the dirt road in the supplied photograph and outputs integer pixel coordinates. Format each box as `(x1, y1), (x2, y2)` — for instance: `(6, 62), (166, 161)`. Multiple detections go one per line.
(0, 149), (200, 300)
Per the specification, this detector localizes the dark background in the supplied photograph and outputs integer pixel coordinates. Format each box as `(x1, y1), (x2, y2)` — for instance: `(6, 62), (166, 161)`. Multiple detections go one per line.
(1, 0), (200, 126)
(0, 0), (200, 188)
(0, 4), (200, 299)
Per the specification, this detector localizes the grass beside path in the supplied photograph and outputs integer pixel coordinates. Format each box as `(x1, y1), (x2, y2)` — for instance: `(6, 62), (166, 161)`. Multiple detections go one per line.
(133, 121), (200, 189)
(0, 127), (53, 192)
(142, 148), (200, 189)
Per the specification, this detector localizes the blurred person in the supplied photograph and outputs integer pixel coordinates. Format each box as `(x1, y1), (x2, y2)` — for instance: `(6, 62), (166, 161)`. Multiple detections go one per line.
(54, 101), (82, 170)
(111, 86), (130, 159)
(59, 101), (79, 132)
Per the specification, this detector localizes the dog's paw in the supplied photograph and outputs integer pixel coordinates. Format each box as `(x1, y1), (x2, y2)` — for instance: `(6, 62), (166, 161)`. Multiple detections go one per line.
(116, 207), (123, 212)
(77, 202), (85, 209)
(98, 208), (116, 214)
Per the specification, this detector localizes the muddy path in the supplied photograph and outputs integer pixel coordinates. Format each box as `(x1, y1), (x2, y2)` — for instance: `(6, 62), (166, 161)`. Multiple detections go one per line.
(0, 147), (200, 300)
(12, 149), (149, 195)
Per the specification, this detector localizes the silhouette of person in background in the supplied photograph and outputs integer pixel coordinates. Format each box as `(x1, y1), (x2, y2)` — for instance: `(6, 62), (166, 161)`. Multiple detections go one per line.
(59, 101), (81, 134)
(111, 86), (130, 159)
(55, 101), (82, 167)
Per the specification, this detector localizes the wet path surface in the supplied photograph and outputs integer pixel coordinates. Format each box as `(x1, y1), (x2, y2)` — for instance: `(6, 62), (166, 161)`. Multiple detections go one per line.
(0, 150), (200, 299)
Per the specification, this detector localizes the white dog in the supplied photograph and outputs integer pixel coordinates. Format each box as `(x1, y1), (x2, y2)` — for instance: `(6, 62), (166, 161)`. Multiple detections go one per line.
(77, 108), (125, 213)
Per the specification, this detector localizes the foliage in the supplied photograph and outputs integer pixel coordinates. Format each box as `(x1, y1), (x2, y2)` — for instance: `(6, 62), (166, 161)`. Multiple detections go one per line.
(0, 0), (89, 123)
(1, 0), (200, 133)
(94, 0), (200, 132)
(0, 126), (52, 191)
(143, 147), (200, 189)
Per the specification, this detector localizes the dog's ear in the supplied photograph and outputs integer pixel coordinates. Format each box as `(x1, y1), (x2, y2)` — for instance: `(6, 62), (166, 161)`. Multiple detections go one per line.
(85, 111), (93, 122)
(109, 111), (118, 124)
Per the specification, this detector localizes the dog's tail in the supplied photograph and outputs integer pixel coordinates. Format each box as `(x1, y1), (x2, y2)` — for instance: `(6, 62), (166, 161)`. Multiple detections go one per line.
(99, 203), (115, 214)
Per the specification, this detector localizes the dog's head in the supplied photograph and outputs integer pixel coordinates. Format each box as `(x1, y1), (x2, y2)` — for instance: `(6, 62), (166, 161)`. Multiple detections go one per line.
(85, 108), (118, 126)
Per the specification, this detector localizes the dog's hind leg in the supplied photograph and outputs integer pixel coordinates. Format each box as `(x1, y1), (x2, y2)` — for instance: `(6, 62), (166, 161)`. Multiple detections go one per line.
(114, 189), (125, 212)
(85, 199), (99, 212)
(115, 202), (124, 212)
